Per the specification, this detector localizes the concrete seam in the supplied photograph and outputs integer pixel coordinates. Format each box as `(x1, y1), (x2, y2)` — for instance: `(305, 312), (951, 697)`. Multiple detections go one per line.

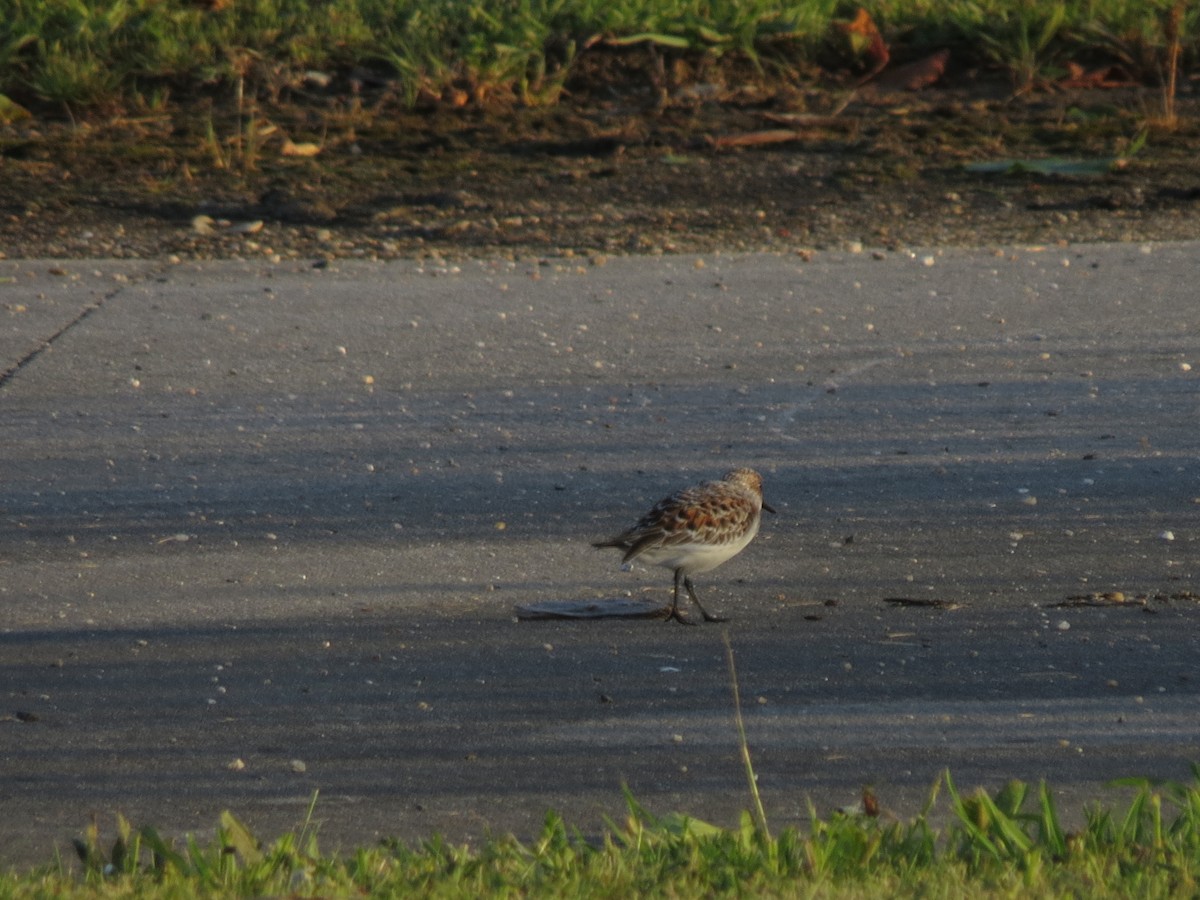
(0, 263), (174, 391)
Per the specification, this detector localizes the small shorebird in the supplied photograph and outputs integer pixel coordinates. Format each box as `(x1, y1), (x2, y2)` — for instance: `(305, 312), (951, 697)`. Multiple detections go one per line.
(594, 468), (775, 624)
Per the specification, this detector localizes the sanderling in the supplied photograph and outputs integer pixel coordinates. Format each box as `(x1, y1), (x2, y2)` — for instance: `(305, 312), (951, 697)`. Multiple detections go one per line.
(594, 468), (776, 624)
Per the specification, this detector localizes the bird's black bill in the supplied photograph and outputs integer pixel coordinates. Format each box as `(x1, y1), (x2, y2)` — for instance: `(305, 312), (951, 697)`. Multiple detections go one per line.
(762, 501), (777, 514)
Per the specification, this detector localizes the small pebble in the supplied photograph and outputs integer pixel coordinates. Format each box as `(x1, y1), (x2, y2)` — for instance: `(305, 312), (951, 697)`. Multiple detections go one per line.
(228, 220), (264, 235)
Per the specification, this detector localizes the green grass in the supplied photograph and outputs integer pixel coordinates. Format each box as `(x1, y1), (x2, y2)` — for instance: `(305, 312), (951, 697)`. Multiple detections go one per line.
(5, 769), (1200, 897)
(0, 0), (1195, 114)
(5, 643), (1199, 896)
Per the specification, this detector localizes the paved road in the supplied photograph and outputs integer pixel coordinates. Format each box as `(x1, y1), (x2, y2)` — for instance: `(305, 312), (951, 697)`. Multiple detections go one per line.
(2, 245), (1198, 867)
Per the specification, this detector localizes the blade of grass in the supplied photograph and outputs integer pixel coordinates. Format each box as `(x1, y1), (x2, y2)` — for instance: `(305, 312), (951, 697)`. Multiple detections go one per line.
(722, 630), (770, 842)
(1036, 780), (1067, 857)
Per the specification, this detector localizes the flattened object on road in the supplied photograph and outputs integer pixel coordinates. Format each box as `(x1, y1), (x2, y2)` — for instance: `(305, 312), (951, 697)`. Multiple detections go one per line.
(515, 598), (668, 620)
(883, 597), (963, 609)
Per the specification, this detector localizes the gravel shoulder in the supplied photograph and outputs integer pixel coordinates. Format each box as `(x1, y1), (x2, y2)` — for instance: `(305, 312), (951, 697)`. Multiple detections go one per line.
(2, 81), (1199, 262)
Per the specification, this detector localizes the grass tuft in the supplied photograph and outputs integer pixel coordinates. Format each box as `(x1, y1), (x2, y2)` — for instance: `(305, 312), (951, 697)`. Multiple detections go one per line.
(21, 769), (1200, 896)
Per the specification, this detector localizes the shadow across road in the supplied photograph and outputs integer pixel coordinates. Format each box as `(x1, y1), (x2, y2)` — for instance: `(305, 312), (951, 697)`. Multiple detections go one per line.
(2, 246), (1198, 865)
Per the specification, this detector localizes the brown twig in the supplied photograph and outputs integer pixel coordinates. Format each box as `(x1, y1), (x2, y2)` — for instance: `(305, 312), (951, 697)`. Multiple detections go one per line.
(1162, 0), (1184, 128)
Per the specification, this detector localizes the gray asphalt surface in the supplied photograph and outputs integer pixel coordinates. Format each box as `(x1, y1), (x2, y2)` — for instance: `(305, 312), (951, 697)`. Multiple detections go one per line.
(2, 245), (1198, 867)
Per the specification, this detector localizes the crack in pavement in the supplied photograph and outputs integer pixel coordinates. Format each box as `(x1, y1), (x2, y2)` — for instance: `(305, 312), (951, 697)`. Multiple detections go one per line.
(0, 263), (172, 390)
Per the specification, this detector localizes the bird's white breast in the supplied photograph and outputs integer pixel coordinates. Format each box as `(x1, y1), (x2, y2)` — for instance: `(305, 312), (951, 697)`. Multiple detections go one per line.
(638, 513), (761, 574)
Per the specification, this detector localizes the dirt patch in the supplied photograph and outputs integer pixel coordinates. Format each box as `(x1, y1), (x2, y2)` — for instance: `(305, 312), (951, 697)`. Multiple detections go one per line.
(2, 72), (1199, 261)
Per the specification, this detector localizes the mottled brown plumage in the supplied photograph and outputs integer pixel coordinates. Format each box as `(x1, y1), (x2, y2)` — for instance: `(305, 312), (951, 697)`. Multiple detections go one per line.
(594, 468), (775, 624)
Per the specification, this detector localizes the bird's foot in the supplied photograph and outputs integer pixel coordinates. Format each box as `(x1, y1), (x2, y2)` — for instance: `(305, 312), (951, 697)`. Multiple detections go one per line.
(665, 607), (698, 625)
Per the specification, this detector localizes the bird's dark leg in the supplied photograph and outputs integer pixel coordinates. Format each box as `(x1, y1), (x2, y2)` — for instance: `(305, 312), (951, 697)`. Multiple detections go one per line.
(683, 576), (728, 623)
(666, 569), (697, 625)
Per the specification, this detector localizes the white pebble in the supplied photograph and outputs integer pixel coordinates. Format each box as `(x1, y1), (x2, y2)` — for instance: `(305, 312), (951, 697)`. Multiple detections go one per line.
(1056, 620), (1070, 631)
(1160, 530), (1175, 541)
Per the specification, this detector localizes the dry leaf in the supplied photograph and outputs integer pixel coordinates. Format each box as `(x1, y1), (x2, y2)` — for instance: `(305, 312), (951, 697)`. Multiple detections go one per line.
(712, 129), (803, 149)
(872, 49), (950, 92)
(281, 139), (321, 157)
(1058, 63), (1136, 89)
(838, 8), (889, 80)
